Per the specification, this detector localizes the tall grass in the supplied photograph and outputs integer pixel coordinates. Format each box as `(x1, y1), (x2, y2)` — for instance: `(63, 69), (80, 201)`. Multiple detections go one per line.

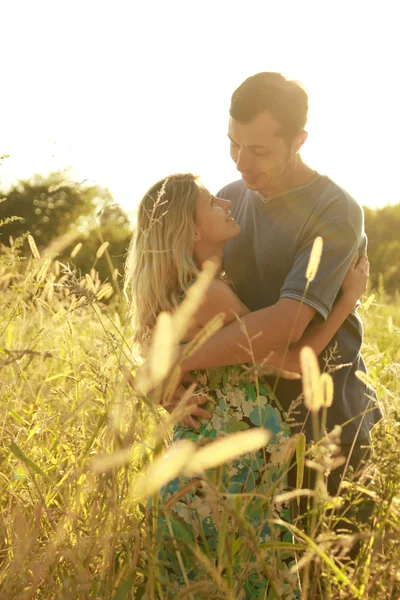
(0, 235), (399, 599)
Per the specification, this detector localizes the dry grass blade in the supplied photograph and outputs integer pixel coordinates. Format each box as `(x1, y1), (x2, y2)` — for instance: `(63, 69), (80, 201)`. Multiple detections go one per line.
(295, 433), (307, 500)
(1, 209), (398, 599)
(244, 363), (301, 381)
(92, 303), (102, 318)
(44, 229), (82, 257)
(161, 364), (184, 408)
(136, 311), (177, 394)
(171, 259), (218, 343)
(183, 428), (270, 476)
(275, 488), (315, 503)
(89, 448), (132, 473)
(180, 313), (224, 360)
(361, 293), (375, 311)
(279, 432), (304, 465)
(168, 382), (199, 426)
(28, 235), (41, 261)
(10, 442), (52, 483)
(37, 257), (53, 283)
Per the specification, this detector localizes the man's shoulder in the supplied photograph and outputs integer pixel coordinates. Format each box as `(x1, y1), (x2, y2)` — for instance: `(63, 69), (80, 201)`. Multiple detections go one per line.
(317, 176), (364, 223)
(321, 176), (363, 210)
(216, 179), (246, 201)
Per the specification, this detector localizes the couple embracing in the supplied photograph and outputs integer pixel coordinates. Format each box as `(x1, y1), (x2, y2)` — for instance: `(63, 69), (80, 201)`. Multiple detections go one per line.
(125, 72), (382, 598)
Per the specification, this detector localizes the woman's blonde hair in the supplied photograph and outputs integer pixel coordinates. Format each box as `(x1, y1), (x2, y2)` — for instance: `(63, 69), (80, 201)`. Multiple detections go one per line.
(124, 173), (203, 347)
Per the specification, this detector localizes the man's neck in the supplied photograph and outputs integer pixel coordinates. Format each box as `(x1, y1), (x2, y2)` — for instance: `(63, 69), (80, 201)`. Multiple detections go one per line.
(259, 156), (317, 198)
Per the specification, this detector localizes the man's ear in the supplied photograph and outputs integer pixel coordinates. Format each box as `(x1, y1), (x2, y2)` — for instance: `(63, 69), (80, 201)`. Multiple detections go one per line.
(291, 130), (308, 155)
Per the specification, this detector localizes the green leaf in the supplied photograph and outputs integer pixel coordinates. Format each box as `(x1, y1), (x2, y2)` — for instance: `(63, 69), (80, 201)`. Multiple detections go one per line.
(258, 382), (271, 397)
(112, 570), (136, 600)
(244, 382), (257, 402)
(168, 516), (195, 544)
(226, 418), (249, 432)
(9, 410), (29, 425)
(295, 433), (306, 507)
(44, 370), (73, 382)
(217, 506), (229, 567)
(10, 441), (52, 483)
(134, 584), (146, 600)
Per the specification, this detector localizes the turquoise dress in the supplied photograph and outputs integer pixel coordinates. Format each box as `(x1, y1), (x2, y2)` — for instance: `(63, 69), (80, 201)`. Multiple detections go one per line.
(156, 363), (300, 599)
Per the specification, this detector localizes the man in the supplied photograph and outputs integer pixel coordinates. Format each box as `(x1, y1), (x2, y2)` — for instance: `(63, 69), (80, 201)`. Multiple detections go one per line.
(181, 72), (382, 493)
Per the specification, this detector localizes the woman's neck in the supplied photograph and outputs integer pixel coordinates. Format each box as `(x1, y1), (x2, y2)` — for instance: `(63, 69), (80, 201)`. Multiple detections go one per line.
(194, 242), (224, 273)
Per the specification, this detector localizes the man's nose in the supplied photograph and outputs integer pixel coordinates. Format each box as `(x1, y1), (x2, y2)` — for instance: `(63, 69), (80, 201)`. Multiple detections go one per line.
(235, 148), (252, 172)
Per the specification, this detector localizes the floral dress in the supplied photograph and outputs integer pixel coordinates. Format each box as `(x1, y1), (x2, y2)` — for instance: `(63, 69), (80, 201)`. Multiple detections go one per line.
(156, 364), (300, 600)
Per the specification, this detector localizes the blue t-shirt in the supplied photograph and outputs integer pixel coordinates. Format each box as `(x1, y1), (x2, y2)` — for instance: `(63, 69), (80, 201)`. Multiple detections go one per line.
(219, 174), (382, 443)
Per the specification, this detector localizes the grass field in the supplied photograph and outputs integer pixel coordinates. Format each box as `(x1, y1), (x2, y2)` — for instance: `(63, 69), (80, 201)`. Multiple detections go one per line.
(0, 242), (399, 600)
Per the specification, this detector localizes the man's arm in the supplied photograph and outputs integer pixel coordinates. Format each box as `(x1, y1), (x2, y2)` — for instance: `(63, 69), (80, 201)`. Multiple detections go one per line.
(182, 298), (315, 372)
(258, 252), (369, 373)
(181, 209), (363, 373)
(182, 251), (368, 375)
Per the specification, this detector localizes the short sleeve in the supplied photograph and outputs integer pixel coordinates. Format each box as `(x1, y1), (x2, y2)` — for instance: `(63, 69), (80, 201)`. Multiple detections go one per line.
(280, 218), (360, 320)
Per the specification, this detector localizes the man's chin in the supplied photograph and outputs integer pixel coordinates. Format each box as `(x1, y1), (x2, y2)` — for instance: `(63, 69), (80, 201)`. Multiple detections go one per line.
(242, 176), (260, 189)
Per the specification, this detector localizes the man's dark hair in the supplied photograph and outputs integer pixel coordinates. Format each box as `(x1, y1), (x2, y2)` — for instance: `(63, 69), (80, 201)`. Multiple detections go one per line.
(230, 72), (308, 144)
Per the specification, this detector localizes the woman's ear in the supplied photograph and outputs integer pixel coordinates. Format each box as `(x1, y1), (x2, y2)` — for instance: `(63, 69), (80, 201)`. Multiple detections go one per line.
(193, 228), (201, 242)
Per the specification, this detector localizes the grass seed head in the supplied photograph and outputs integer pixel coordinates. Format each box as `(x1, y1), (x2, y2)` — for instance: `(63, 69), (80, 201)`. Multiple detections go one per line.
(355, 369), (376, 390)
(300, 346), (323, 412)
(96, 241), (109, 258)
(306, 236), (323, 282)
(134, 440), (196, 497)
(28, 235), (41, 261)
(184, 428), (270, 476)
(320, 372), (334, 407)
(70, 242), (83, 258)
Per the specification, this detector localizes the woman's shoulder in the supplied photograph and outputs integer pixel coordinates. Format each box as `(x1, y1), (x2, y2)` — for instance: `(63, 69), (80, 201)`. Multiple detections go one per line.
(193, 277), (249, 328)
(206, 277), (234, 297)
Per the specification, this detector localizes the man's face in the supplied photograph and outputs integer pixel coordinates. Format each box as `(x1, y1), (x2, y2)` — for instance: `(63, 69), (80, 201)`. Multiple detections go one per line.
(228, 111), (300, 194)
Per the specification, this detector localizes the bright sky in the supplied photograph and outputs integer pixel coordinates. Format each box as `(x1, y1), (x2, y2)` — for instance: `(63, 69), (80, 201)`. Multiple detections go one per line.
(2, 0), (399, 216)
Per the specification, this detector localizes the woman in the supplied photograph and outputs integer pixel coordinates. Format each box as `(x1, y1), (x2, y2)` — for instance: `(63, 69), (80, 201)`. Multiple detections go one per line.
(125, 173), (368, 599)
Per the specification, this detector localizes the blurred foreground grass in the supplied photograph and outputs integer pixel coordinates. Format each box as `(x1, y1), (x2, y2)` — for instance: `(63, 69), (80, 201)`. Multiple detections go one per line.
(0, 242), (399, 599)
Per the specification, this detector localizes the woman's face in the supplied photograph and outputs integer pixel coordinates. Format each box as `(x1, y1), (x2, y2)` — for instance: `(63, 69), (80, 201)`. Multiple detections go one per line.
(194, 187), (240, 246)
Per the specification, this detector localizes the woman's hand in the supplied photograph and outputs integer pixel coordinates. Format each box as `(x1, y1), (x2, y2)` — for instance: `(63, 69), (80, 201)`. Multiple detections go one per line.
(162, 373), (212, 430)
(340, 252), (370, 307)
